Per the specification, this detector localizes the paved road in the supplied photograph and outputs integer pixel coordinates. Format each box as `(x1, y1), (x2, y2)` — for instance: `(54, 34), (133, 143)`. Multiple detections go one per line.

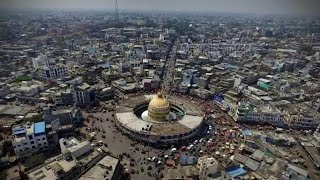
(295, 137), (318, 180)
(81, 105), (166, 180)
(162, 38), (179, 94)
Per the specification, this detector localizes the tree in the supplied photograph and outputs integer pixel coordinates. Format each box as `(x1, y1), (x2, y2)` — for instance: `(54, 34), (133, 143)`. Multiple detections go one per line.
(26, 114), (42, 123)
(25, 153), (46, 168)
(1, 141), (14, 157)
(14, 75), (32, 82)
(299, 45), (315, 56)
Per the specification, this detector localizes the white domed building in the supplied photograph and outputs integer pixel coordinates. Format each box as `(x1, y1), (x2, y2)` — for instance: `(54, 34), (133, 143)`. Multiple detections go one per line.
(115, 92), (206, 146)
(141, 92), (176, 122)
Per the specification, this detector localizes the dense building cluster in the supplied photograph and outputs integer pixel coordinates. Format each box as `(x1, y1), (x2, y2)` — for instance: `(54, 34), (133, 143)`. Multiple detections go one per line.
(0, 9), (319, 180)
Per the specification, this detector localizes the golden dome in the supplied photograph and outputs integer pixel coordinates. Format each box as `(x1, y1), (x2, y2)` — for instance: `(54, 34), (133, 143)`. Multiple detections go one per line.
(148, 92), (170, 121)
(149, 92), (169, 108)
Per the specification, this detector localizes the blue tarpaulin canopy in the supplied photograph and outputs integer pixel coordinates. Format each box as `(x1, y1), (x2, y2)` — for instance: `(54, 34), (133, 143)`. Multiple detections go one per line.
(225, 166), (247, 178)
(180, 155), (196, 166)
(241, 130), (253, 136)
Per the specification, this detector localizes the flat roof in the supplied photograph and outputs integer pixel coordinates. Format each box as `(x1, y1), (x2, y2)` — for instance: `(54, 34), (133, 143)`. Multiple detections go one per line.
(287, 164), (309, 177)
(34, 121), (45, 134)
(258, 78), (271, 83)
(79, 155), (119, 180)
(178, 115), (203, 129)
(28, 159), (77, 180)
(116, 112), (152, 132)
(116, 112), (204, 135)
(252, 150), (265, 161)
(0, 105), (31, 116)
(304, 146), (320, 167)
(77, 83), (91, 90)
(245, 158), (260, 171)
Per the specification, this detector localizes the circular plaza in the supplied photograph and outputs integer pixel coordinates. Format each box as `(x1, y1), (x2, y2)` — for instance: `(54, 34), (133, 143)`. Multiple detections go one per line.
(114, 92), (206, 146)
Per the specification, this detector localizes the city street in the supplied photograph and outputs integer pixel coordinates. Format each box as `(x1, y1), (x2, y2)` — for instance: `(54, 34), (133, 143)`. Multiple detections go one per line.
(78, 92), (243, 179)
(81, 106), (166, 180)
(162, 38), (179, 94)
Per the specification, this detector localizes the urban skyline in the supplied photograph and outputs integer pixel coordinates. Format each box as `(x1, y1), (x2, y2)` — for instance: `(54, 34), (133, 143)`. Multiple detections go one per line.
(0, 0), (320, 15)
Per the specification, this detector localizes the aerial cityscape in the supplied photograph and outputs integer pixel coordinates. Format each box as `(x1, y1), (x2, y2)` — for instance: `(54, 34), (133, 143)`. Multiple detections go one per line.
(0, 0), (320, 180)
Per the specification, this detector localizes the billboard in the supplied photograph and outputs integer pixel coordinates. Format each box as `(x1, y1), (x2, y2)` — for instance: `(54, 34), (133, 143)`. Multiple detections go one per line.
(213, 94), (224, 103)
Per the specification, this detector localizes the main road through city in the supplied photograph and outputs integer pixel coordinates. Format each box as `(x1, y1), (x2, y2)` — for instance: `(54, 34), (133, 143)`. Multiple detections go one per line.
(161, 37), (179, 94)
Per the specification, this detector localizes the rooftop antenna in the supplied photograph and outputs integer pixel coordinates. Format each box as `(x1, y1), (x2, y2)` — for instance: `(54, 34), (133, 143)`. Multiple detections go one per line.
(115, 0), (120, 23)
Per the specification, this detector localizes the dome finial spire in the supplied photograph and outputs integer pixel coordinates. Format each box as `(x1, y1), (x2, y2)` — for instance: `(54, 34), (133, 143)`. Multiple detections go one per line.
(157, 91), (163, 98)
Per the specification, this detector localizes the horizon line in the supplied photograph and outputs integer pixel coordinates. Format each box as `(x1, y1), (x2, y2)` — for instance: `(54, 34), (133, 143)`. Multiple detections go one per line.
(0, 7), (319, 17)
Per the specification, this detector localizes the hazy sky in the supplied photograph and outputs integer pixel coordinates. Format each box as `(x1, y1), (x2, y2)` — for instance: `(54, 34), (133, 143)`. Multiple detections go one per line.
(1, 0), (319, 15)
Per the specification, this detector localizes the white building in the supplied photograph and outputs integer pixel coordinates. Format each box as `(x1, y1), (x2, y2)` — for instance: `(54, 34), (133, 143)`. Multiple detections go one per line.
(235, 102), (284, 126)
(13, 81), (45, 98)
(36, 64), (68, 81)
(197, 156), (219, 180)
(12, 121), (48, 158)
(283, 104), (320, 130)
(59, 137), (92, 160)
(32, 55), (49, 69)
(284, 113), (319, 130)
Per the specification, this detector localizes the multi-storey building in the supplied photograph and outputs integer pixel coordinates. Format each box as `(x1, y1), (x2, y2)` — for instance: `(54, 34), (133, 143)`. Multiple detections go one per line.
(14, 81), (45, 99)
(72, 83), (96, 106)
(32, 55), (49, 69)
(102, 68), (119, 82)
(234, 102), (284, 126)
(53, 89), (74, 105)
(12, 121), (48, 158)
(283, 104), (320, 130)
(32, 55), (68, 81)
(36, 64), (68, 81)
(96, 86), (115, 100)
(284, 113), (319, 130)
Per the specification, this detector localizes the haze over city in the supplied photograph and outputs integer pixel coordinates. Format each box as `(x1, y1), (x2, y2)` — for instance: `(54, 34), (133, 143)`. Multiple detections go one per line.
(0, 0), (320, 15)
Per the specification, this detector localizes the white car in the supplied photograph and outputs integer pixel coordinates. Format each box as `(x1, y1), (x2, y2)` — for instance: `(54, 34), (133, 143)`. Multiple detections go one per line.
(187, 144), (194, 150)
(151, 157), (156, 162)
(171, 148), (177, 153)
(98, 141), (103, 146)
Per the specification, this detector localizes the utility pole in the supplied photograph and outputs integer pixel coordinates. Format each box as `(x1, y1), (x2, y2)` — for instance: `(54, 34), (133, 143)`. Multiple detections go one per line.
(115, 0), (120, 23)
